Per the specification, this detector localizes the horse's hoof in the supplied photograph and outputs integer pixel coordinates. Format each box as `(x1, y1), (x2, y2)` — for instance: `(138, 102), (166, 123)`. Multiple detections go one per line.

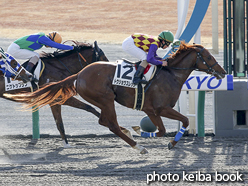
(63, 140), (74, 148)
(140, 148), (148, 154)
(168, 142), (174, 150)
(121, 129), (134, 140)
(132, 126), (141, 135)
(64, 144), (73, 148)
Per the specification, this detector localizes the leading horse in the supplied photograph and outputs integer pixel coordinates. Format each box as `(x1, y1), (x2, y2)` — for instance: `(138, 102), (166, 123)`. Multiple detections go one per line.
(6, 42), (226, 153)
(1, 41), (108, 147)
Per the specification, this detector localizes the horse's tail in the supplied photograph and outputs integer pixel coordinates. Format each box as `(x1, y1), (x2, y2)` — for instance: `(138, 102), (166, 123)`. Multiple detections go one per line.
(4, 74), (78, 111)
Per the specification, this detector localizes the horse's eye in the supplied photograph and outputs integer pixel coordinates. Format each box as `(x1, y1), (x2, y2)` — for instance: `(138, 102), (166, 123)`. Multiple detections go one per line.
(207, 56), (211, 60)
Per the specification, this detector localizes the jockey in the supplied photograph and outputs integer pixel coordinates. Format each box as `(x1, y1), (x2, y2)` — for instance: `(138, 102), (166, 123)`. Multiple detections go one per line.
(122, 30), (174, 85)
(7, 31), (74, 74)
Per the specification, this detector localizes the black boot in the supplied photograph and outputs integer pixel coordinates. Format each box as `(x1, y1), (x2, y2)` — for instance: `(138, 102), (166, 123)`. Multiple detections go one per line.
(25, 62), (38, 82)
(25, 62), (35, 74)
(133, 66), (148, 85)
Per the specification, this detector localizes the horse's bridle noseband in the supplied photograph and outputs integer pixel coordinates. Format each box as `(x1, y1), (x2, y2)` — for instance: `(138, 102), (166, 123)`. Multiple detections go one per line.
(195, 47), (218, 73)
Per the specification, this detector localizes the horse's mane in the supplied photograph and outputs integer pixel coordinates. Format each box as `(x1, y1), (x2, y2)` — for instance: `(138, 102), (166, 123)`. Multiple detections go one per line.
(40, 41), (93, 59)
(160, 41), (204, 71)
(169, 41), (203, 60)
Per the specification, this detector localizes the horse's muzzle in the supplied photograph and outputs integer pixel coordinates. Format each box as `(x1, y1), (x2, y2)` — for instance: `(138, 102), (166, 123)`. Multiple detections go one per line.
(215, 71), (226, 80)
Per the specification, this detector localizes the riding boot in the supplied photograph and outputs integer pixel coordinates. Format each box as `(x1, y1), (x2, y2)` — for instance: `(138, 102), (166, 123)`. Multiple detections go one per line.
(25, 62), (35, 74)
(133, 66), (148, 85)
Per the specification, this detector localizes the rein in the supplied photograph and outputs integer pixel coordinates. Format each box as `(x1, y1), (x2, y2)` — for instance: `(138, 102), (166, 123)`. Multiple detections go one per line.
(13, 66), (25, 80)
(76, 50), (87, 70)
(55, 57), (73, 75)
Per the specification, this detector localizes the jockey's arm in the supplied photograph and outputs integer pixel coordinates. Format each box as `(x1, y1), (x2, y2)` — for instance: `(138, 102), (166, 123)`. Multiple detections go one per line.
(147, 44), (164, 65)
(38, 36), (74, 50)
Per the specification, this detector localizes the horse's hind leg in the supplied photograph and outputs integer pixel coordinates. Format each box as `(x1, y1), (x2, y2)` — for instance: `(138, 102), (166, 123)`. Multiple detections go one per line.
(63, 97), (100, 117)
(99, 112), (134, 140)
(50, 104), (70, 148)
(63, 97), (134, 140)
(98, 102), (147, 154)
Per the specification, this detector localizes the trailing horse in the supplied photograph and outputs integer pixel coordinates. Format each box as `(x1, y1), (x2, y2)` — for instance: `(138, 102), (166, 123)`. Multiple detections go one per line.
(1, 41), (108, 147)
(6, 42), (226, 153)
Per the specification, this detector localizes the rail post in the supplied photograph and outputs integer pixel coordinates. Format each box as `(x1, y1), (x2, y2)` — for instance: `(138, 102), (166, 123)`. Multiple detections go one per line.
(32, 107), (40, 139)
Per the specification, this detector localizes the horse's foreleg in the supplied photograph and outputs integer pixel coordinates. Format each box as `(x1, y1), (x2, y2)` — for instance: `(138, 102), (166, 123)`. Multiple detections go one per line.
(63, 97), (100, 117)
(160, 107), (189, 150)
(50, 104), (70, 148)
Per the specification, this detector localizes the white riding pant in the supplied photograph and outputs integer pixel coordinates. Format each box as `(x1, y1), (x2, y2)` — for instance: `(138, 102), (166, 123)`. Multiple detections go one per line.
(122, 36), (147, 61)
(7, 42), (40, 61)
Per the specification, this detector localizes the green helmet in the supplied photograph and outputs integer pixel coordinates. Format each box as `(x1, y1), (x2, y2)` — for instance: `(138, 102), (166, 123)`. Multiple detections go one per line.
(158, 30), (174, 45)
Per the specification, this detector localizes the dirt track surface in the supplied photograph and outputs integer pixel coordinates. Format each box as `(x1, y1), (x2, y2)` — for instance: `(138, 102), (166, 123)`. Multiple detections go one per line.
(0, 135), (247, 186)
(0, 1), (244, 186)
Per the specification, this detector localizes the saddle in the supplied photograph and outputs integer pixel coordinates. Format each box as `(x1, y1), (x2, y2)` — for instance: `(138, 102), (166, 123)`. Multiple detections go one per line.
(122, 58), (152, 75)
(112, 59), (157, 111)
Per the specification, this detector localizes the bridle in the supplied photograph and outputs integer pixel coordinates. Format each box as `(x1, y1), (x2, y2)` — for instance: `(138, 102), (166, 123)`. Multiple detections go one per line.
(76, 42), (104, 70)
(194, 47), (218, 74)
(11, 66), (26, 81)
(168, 47), (219, 74)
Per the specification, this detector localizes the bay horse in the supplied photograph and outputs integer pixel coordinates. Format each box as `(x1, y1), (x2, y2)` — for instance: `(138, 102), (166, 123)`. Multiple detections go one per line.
(6, 42), (226, 153)
(1, 41), (108, 147)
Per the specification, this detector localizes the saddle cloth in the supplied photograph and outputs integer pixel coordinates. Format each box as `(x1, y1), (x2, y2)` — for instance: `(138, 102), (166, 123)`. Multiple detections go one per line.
(112, 60), (157, 88)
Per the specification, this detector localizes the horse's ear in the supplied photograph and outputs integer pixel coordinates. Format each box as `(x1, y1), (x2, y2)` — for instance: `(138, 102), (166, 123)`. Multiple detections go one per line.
(94, 41), (100, 52)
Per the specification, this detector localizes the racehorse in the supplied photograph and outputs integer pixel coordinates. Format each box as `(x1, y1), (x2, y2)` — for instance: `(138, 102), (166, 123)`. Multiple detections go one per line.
(0, 48), (33, 83)
(6, 42), (226, 153)
(1, 41), (108, 147)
